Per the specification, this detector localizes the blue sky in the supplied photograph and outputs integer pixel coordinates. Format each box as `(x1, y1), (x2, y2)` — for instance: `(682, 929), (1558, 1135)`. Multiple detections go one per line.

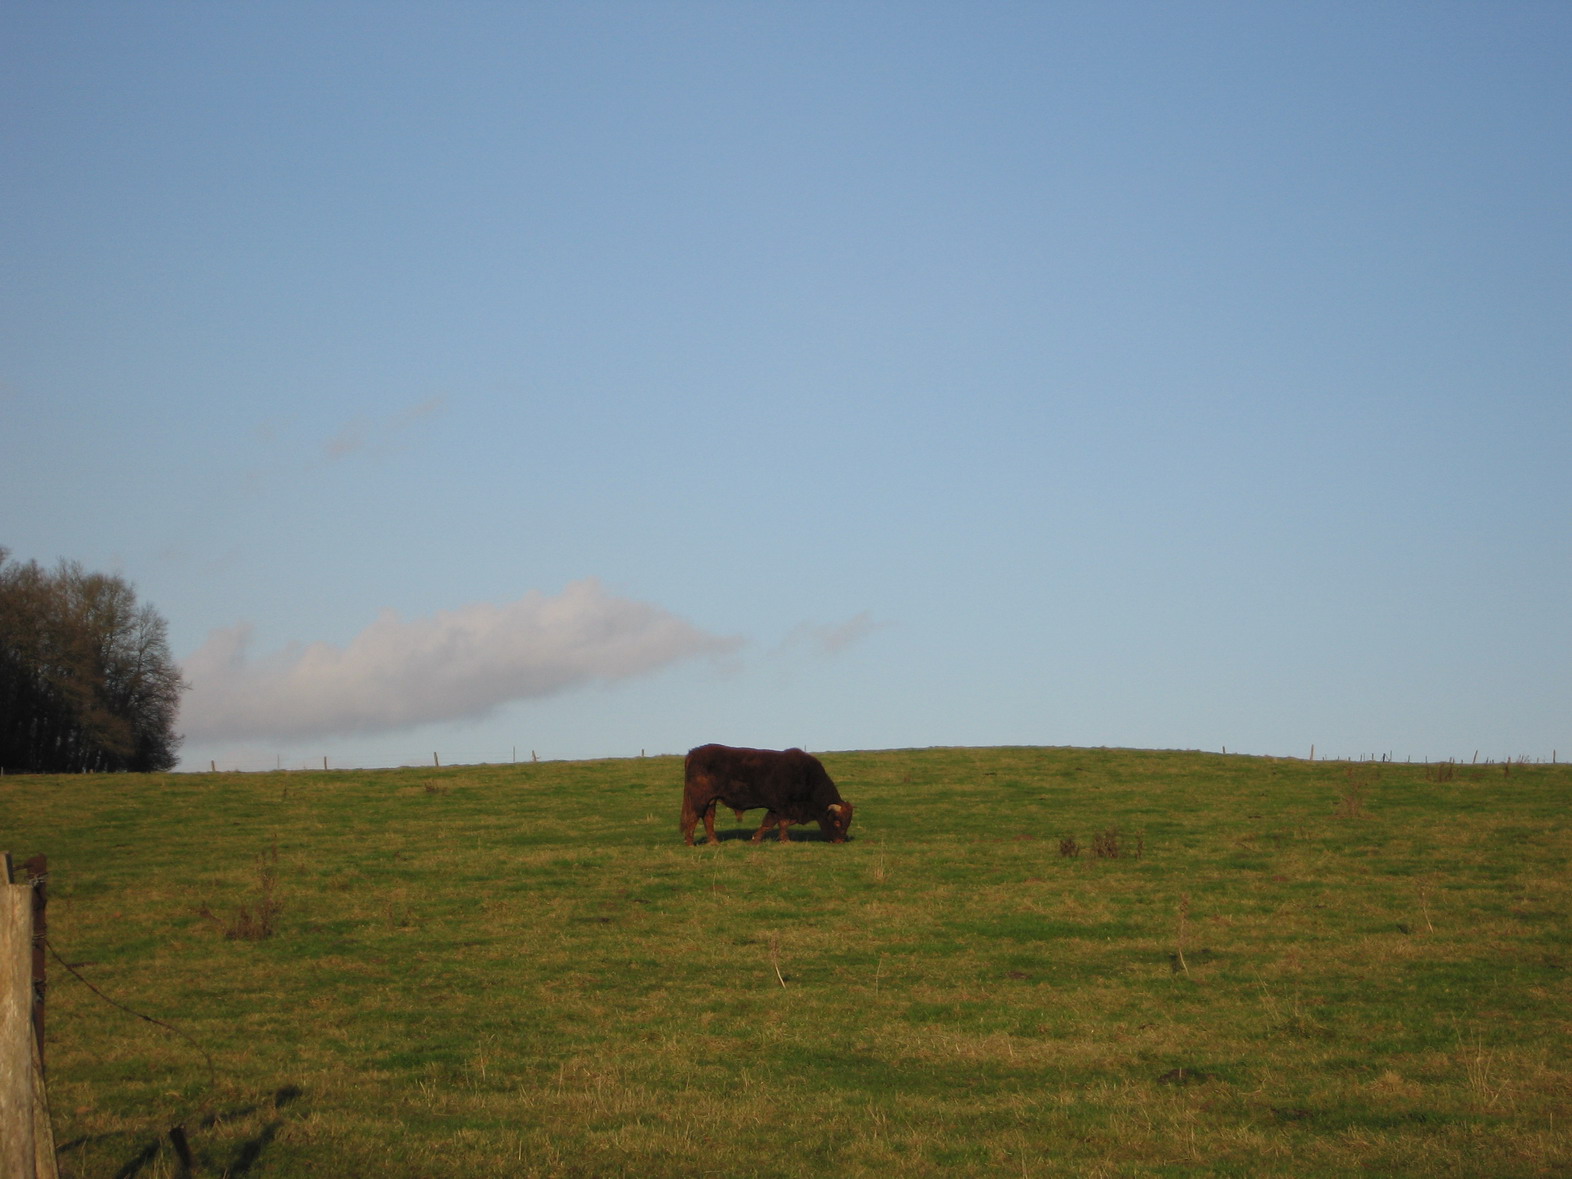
(3, 2), (1567, 770)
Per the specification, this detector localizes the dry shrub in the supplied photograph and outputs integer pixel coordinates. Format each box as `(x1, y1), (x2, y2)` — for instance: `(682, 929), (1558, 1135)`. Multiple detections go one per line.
(1092, 828), (1142, 858)
(1338, 767), (1376, 819)
(200, 845), (282, 940)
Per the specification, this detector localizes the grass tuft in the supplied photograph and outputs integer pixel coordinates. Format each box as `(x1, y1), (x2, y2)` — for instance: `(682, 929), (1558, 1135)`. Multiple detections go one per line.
(1337, 765), (1375, 818)
(199, 843), (282, 941)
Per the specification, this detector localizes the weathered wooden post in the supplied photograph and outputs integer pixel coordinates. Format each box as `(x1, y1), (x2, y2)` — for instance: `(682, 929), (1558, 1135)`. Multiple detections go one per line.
(1, 854), (57, 1179)
(2, 859), (34, 1178)
(27, 853), (54, 1179)
(24, 856), (45, 1073)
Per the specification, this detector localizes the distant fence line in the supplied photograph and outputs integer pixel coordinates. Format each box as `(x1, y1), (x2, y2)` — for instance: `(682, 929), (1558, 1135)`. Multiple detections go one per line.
(1303, 749), (1558, 767)
(177, 746), (1562, 775)
(0, 745), (1560, 775)
(184, 747), (679, 774)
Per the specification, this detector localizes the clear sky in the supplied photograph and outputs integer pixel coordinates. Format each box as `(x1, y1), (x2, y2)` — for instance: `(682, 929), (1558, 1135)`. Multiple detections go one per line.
(3, 2), (1568, 771)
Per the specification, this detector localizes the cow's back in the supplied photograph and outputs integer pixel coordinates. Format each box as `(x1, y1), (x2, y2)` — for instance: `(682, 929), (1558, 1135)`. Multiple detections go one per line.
(685, 743), (798, 810)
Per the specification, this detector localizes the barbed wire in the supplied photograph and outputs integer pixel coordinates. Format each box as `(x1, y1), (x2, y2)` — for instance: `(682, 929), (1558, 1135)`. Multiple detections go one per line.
(45, 937), (216, 1094)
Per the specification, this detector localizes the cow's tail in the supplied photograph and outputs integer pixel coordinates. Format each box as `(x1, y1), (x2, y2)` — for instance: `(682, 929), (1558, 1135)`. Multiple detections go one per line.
(679, 749), (697, 838)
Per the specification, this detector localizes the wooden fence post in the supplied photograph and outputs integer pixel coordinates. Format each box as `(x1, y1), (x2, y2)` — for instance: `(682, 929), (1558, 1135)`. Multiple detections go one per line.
(3, 863), (36, 1177)
(24, 857), (45, 1075)
(1, 855), (57, 1179)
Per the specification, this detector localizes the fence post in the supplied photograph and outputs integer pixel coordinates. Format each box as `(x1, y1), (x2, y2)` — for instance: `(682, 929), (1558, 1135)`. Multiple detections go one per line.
(24, 857), (45, 1074)
(2, 856), (57, 1179)
(3, 863), (36, 1177)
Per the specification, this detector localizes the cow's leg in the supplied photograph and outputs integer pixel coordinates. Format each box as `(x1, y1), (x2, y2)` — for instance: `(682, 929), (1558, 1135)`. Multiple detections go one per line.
(753, 813), (792, 843)
(681, 796), (700, 846)
(703, 801), (720, 845)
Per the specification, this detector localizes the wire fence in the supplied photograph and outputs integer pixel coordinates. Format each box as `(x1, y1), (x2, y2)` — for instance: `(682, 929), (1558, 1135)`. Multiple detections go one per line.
(181, 746), (683, 774)
(180, 745), (1562, 775)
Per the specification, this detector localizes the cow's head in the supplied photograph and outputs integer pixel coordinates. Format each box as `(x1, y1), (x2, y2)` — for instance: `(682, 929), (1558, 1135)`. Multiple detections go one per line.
(819, 801), (854, 843)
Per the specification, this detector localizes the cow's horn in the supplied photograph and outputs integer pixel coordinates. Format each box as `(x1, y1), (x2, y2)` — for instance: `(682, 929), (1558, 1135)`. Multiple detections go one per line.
(828, 803), (844, 814)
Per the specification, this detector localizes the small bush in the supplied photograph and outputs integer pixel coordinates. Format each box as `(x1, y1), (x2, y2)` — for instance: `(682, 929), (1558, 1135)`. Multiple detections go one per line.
(1056, 830), (1150, 858)
(1092, 827), (1142, 858)
(1338, 767), (1375, 818)
(200, 845), (282, 940)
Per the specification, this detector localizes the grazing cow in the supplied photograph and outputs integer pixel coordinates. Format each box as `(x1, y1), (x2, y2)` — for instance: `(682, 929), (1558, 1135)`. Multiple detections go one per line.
(681, 744), (854, 846)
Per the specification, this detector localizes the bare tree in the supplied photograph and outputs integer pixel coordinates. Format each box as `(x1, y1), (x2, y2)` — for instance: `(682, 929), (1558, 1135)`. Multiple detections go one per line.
(0, 549), (186, 772)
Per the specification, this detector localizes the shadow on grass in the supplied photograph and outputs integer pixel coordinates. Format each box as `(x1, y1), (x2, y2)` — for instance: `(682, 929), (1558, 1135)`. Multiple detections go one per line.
(58, 1084), (304, 1179)
(702, 827), (855, 844)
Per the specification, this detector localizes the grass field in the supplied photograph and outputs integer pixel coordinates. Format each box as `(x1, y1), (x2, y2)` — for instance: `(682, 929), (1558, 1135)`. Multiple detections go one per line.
(3, 746), (1569, 1177)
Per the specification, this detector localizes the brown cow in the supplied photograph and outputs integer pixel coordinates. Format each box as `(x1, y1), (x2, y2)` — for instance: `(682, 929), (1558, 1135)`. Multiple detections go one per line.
(681, 744), (854, 845)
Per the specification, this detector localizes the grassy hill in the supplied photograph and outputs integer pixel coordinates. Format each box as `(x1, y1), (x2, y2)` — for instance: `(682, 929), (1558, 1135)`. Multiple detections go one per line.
(4, 747), (1569, 1176)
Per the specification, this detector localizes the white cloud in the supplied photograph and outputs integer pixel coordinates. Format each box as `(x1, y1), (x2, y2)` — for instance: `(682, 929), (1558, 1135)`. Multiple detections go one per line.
(782, 611), (884, 656)
(180, 579), (739, 742)
(320, 396), (446, 465)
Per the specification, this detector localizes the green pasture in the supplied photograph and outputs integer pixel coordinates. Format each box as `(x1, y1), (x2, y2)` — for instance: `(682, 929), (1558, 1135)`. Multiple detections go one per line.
(2, 747), (1569, 1176)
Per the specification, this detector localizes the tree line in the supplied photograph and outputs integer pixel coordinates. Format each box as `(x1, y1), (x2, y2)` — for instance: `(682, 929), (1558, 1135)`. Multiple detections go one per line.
(0, 548), (186, 773)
